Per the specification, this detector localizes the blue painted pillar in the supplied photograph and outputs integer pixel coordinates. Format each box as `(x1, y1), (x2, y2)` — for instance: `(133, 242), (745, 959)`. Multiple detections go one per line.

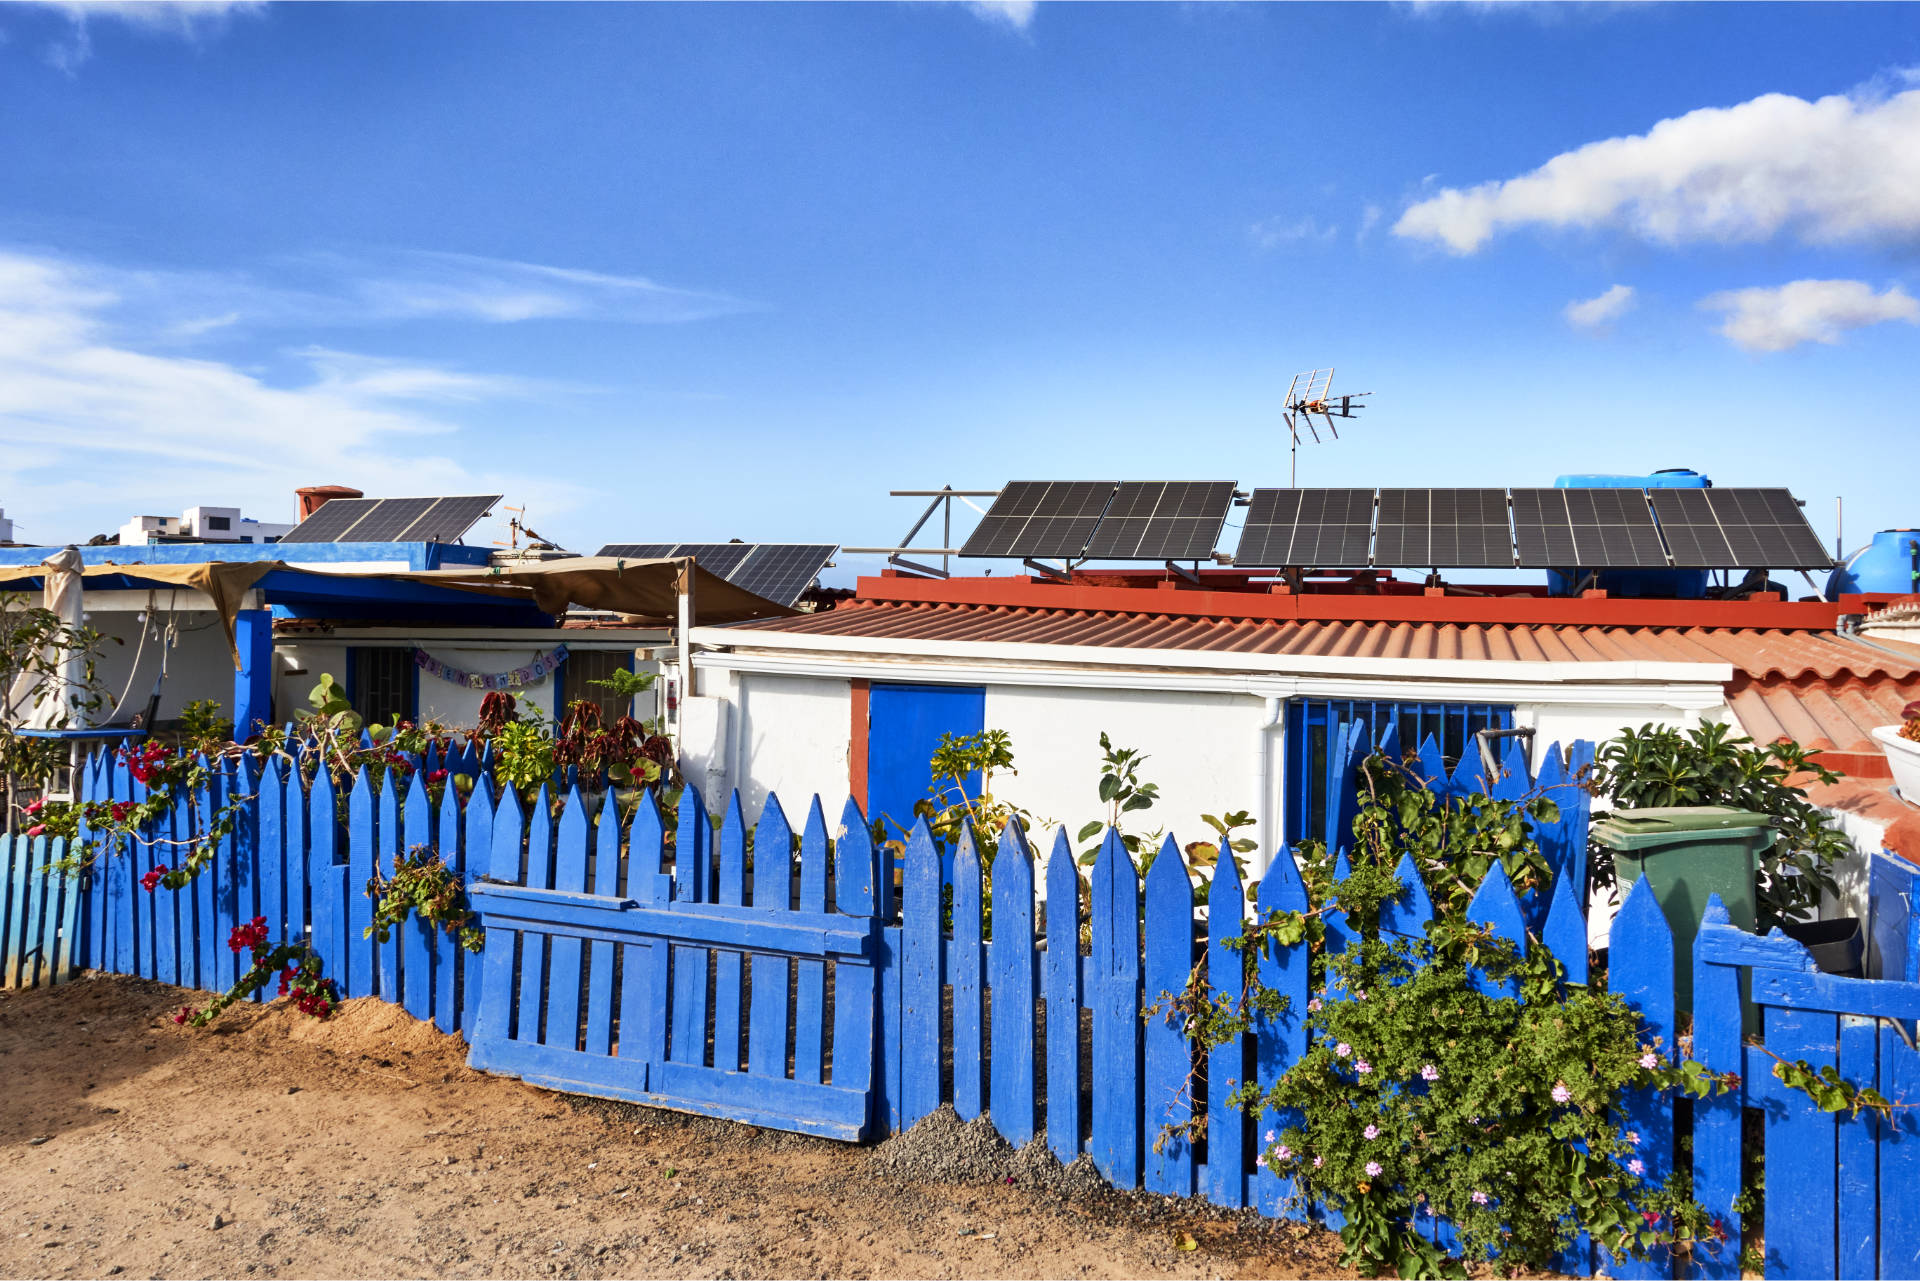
(233, 609), (274, 739)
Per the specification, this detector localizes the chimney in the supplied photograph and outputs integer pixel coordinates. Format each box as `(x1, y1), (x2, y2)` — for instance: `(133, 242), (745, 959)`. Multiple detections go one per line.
(296, 484), (364, 522)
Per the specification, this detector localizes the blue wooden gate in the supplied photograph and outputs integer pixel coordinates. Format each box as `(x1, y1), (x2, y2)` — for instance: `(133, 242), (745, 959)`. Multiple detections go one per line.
(465, 782), (886, 1141)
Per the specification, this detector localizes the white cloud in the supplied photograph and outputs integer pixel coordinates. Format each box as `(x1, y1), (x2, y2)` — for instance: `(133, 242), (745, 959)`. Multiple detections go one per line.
(22, 1), (261, 72)
(965, 1), (1035, 30)
(1394, 85), (1920, 254)
(1356, 203), (1383, 243)
(1698, 279), (1919, 352)
(1250, 216), (1338, 250)
(0, 248), (591, 544)
(1564, 283), (1635, 331)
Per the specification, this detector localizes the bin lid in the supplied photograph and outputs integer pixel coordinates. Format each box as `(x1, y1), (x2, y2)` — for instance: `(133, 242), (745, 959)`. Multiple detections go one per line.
(1592, 805), (1776, 850)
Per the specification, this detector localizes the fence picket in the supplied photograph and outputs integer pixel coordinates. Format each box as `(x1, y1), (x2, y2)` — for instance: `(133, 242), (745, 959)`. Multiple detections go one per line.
(400, 772), (434, 1022)
(1254, 845), (1309, 1218)
(1837, 1016), (1880, 1280)
(345, 768), (376, 998)
(900, 818), (943, 1126)
(1143, 836), (1194, 1198)
(1044, 828), (1082, 1166)
(1448, 748), (1485, 798)
(459, 776), (494, 1037)
(1606, 876), (1675, 1281)
(1766, 1002), (1838, 1280)
(309, 767), (347, 1001)
(952, 825), (986, 1121)
(433, 778), (464, 1034)
(284, 756), (308, 962)
(19, 836), (47, 988)
(831, 798), (878, 1105)
(621, 788), (669, 1067)
(377, 771), (401, 1001)
(516, 784), (555, 1045)
(989, 821), (1038, 1148)
(1206, 849), (1247, 1208)
(546, 785), (590, 1052)
(669, 785), (711, 1067)
(1380, 852), (1434, 942)
(204, 759), (231, 991)
(153, 778), (183, 987)
(1465, 863), (1525, 1001)
(1416, 733), (1450, 796)
(470, 786), (522, 1053)
(80, 752), (105, 971)
(1691, 898), (1744, 1280)
(713, 791), (747, 1072)
(1880, 1027), (1920, 1276)
(231, 755), (261, 999)
(1324, 851), (1357, 957)
(749, 794), (795, 1080)
(259, 758), (287, 968)
(1090, 828), (1141, 1189)
(793, 797), (828, 1085)
(582, 790), (619, 1057)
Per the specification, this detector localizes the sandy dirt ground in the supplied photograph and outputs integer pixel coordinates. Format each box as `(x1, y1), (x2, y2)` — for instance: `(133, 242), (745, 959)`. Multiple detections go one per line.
(0, 973), (1352, 1280)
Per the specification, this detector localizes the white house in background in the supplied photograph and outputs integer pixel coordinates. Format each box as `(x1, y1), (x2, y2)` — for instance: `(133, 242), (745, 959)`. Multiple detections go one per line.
(117, 505), (296, 547)
(679, 568), (1920, 919)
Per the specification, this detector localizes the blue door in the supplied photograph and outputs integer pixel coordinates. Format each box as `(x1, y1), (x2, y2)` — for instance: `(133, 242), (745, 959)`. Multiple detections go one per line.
(865, 683), (986, 844)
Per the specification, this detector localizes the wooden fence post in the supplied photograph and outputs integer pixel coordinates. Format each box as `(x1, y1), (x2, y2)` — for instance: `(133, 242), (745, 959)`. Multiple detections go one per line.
(951, 825), (986, 1121)
(899, 817), (943, 1126)
(1043, 828), (1082, 1165)
(1142, 836), (1194, 1198)
(989, 821), (1038, 1148)
(1089, 828), (1141, 1189)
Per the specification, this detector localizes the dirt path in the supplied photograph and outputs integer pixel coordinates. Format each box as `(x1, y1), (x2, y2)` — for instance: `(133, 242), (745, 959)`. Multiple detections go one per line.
(0, 974), (1350, 1280)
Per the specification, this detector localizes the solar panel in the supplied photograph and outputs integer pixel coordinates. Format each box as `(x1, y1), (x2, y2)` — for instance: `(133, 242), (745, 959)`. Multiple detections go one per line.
(1650, 487), (1832, 568)
(1512, 488), (1666, 568)
(959, 480), (1119, 558)
(1373, 489), (1512, 567)
(278, 494), (501, 544)
(671, 543), (757, 578)
(1084, 481), (1236, 560)
(277, 498), (380, 543)
(729, 544), (837, 607)
(1232, 488), (1375, 567)
(597, 543), (680, 559)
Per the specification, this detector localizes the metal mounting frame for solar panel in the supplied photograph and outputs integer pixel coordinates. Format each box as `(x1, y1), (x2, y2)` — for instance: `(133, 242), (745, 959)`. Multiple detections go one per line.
(597, 543), (682, 560)
(1372, 489), (1514, 568)
(278, 493), (502, 544)
(1511, 488), (1668, 568)
(959, 480), (1120, 559)
(1649, 487), (1832, 569)
(1082, 480), (1237, 560)
(1231, 488), (1376, 568)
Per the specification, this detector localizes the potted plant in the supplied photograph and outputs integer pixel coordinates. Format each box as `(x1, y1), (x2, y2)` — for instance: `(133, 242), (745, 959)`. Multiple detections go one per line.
(1871, 700), (1920, 804)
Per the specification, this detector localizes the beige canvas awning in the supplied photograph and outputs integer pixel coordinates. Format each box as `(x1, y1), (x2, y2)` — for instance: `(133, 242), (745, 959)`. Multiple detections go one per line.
(0, 554), (790, 667)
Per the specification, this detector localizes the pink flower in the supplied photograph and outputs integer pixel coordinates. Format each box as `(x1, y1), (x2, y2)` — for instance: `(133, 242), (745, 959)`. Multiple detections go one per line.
(22, 798), (44, 816)
(1255, 1155), (1267, 1168)
(1313, 1155), (1323, 1169)
(1306, 997), (1322, 1012)
(1264, 1129), (1275, 1142)
(1364, 1161), (1382, 1177)
(1363, 1124), (1379, 1140)
(1625, 1130), (1640, 1146)
(1335, 1042), (1351, 1058)
(1275, 1145), (1291, 1161)
(1355, 1060), (1371, 1074)
(1551, 1082), (1572, 1104)
(1628, 1158), (1645, 1176)
(1639, 1051), (1658, 1070)
(25, 824), (45, 838)
(1471, 1190), (1489, 1206)
(1420, 1064), (1439, 1082)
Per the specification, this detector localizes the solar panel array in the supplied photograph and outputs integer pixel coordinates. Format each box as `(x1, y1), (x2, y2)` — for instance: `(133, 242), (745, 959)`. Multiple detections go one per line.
(279, 494), (503, 544)
(594, 542), (837, 607)
(1230, 486), (1830, 570)
(960, 481), (1121, 559)
(1083, 481), (1238, 559)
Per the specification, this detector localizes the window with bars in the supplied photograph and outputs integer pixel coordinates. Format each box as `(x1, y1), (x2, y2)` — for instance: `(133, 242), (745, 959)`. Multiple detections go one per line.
(353, 648), (414, 728)
(562, 648), (634, 722)
(1285, 697), (1513, 847)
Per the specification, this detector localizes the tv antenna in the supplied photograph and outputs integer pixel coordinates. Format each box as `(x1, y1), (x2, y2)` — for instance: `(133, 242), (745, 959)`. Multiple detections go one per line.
(1283, 367), (1369, 486)
(493, 505), (556, 551)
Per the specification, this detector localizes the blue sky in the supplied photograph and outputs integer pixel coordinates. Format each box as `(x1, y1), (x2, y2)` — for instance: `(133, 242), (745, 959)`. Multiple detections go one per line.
(1, 1), (1916, 583)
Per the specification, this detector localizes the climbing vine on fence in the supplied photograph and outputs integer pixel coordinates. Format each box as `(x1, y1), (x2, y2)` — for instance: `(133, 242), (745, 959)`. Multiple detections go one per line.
(366, 843), (484, 953)
(1160, 749), (1740, 1278)
(175, 916), (338, 1029)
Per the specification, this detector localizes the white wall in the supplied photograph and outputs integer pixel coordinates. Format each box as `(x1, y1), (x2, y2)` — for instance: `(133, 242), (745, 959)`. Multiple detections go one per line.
(88, 611), (235, 723)
(728, 672), (854, 820)
(984, 684), (1266, 858)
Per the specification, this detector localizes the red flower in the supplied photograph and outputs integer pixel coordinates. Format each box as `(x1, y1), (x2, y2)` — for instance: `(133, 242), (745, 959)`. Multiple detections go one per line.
(109, 801), (135, 823)
(22, 798), (44, 816)
(25, 824), (45, 838)
(427, 769), (449, 786)
(172, 1006), (196, 1025)
(140, 864), (170, 893)
(227, 915), (270, 953)
(1641, 1210), (1661, 1227)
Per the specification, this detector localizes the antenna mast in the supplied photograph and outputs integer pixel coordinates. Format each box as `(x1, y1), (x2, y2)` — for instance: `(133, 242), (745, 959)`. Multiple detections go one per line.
(1282, 367), (1370, 486)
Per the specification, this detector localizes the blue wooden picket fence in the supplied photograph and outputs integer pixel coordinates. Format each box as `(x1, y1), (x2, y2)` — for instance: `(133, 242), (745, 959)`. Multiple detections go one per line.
(6, 726), (1919, 1279)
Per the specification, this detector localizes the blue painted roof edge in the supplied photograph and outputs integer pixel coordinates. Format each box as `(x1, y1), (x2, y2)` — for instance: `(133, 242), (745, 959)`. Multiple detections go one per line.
(0, 541), (492, 572)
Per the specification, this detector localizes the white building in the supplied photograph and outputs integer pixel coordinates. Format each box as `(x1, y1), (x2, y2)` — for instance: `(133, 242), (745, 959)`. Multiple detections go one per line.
(118, 505), (296, 546)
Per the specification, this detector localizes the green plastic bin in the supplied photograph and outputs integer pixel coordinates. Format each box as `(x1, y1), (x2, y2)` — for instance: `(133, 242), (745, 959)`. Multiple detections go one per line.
(1591, 806), (1775, 1015)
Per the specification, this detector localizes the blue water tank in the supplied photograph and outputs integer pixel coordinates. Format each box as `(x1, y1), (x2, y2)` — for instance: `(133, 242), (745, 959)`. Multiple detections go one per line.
(1547, 469), (1711, 599)
(1825, 529), (1920, 600)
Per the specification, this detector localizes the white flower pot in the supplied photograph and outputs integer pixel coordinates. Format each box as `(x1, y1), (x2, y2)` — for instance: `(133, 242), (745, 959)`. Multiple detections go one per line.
(1871, 724), (1920, 806)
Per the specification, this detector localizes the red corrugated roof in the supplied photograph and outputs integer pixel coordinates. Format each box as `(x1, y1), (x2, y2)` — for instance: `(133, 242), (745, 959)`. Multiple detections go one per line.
(732, 598), (1920, 778)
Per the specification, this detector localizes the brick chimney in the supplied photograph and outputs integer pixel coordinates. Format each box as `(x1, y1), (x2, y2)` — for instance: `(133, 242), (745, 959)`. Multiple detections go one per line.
(296, 485), (364, 522)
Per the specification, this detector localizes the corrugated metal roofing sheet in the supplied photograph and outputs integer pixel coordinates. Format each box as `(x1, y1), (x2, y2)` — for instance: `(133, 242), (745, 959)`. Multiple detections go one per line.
(735, 599), (1920, 776)
(738, 600), (1920, 679)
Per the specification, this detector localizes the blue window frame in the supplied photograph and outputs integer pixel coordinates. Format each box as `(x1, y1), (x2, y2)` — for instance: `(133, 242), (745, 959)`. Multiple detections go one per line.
(1284, 698), (1513, 847)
